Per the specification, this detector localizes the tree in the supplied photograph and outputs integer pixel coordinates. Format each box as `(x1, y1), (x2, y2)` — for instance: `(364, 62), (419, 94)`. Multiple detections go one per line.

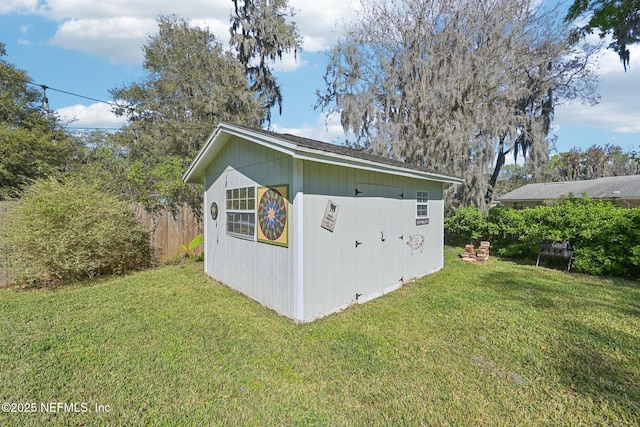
(112, 15), (263, 160)
(546, 144), (640, 181)
(230, 0), (303, 123)
(566, 0), (640, 71)
(109, 16), (264, 215)
(316, 0), (598, 208)
(0, 43), (77, 199)
(493, 164), (534, 197)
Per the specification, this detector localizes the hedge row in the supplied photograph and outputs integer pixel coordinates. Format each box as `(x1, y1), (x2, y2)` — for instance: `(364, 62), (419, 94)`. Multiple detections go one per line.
(445, 197), (640, 277)
(1, 176), (153, 285)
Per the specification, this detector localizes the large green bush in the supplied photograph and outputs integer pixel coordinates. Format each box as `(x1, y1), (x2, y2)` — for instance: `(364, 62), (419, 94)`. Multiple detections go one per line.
(445, 197), (640, 277)
(1, 176), (152, 284)
(444, 206), (490, 245)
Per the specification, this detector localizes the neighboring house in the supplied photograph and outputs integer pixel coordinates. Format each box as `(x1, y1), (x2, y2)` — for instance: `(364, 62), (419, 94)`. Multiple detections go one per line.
(497, 175), (640, 209)
(183, 122), (464, 322)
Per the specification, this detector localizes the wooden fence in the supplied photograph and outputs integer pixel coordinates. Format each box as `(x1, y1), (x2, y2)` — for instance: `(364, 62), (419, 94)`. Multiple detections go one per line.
(0, 203), (203, 287)
(132, 203), (203, 262)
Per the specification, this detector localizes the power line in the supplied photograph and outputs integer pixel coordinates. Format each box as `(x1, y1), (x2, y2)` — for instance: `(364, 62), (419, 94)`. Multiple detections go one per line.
(38, 83), (115, 107)
(1, 73), (125, 109)
(1, 73), (224, 133)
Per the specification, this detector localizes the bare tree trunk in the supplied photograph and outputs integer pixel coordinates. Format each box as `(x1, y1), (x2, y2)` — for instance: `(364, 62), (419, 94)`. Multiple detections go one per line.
(487, 149), (507, 203)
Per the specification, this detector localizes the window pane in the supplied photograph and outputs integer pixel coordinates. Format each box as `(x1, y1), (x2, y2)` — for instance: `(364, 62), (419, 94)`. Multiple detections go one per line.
(226, 187), (256, 237)
(417, 205), (428, 217)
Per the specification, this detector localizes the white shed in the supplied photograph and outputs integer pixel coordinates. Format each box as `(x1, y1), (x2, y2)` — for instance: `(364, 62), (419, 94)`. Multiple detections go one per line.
(183, 123), (464, 322)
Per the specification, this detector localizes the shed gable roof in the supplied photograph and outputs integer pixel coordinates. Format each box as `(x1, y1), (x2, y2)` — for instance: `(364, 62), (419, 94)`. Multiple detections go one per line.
(183, 122), (464, 184)
(498, 175), (640, 202)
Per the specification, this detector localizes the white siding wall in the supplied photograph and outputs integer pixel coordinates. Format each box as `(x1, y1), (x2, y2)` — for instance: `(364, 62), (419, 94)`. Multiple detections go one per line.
(302, 161), (444, 321)
(204, 136), (295, 318)
(201, 137), (446, 322)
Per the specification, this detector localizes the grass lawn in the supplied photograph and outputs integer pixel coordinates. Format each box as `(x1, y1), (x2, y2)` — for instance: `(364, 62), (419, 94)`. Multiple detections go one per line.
(1, 247), (639, 426)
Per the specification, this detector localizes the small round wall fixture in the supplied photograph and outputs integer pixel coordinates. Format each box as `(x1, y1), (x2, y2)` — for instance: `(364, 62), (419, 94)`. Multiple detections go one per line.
(210, 202), (218, 220)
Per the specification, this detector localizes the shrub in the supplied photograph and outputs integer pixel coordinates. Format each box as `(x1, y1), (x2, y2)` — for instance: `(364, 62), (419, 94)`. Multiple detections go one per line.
(549, 198), (640, 276)
(1, 176), (152, 284)
(444, 206), (490, 245)
(445, 197), (640, 277)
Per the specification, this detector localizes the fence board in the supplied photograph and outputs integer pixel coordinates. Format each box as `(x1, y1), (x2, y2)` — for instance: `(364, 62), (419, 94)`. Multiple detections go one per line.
(132, 203), (203, 262)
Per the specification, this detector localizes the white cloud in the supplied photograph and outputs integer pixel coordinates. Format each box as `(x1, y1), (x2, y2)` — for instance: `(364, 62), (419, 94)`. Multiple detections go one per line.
(15, 24), (33, 46)
(0, 0), (38, 14)
(271, 111), (347, 143)
(38, 0), (227, 21)
(290, 0), (360, 51)
(8, 0), (638, 145)
(271, 51), (308, 73)
(57, 102), (126, 129)
(24, 0), (357, 64)
(49, 17), (157, 63)
(31, 1), (230, 63)
(554, 44), (640, 135)
(556, 99), (640, 133)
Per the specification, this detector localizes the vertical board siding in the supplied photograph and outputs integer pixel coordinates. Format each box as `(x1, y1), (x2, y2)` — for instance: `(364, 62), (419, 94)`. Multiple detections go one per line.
(204, 137), (295, 318)
(303, 162), (445, 321)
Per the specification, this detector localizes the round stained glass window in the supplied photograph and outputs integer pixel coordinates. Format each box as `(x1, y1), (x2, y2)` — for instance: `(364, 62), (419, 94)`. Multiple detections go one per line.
(258, 188), (287, 241)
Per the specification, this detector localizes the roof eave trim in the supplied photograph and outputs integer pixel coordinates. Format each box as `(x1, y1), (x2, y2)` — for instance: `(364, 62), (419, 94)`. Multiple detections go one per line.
(184, 123), (465, 185)
(182, 127), (222, 183)
(290, 147), (464, 184)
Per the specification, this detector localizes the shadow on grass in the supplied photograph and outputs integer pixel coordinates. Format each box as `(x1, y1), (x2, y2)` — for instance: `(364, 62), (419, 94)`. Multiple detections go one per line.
(552, 320), (640, 416)
(478, 269), (640, 416)
(492, 253), (573, 273)
(481, 266), (640, 319)
(478, 270), (571, 310)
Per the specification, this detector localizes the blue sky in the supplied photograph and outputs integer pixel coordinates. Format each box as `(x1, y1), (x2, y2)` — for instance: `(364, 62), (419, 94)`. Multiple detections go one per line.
(1, 0), (638, 158)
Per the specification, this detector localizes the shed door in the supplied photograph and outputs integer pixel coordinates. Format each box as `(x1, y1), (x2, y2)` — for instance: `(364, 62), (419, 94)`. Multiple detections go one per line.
(354, 182), (405, 296)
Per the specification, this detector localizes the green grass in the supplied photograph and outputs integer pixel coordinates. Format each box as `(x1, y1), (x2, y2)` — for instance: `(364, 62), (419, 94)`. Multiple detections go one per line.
(1, 248), (639, 426)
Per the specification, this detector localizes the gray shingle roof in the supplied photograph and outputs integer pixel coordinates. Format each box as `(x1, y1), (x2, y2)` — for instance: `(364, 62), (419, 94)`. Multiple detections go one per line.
(498, 175), (640, 201)
(231, 123), (462, 181)
(184, 122), (465, 185)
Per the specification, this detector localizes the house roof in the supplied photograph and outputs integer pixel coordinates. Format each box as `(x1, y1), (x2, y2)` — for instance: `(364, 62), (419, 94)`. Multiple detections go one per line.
(183, 122), (465, 185)
(497, 175), (640, 202)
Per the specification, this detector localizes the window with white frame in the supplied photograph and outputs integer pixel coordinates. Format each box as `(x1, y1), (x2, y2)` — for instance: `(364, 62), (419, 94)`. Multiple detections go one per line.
(226, 186), (255, 238)
(416, 191), (429, 220)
